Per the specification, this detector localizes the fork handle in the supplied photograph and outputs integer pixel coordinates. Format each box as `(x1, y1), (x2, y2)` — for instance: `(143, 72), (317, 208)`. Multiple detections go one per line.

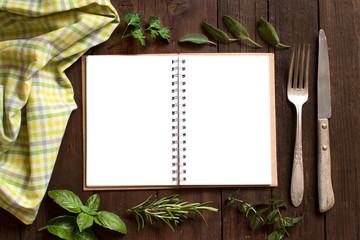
(291, 108), (304, 207)
(318, 118), (335, 213)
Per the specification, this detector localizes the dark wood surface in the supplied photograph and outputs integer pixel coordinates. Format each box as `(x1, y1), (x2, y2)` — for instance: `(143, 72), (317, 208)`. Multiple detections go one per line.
(1, 0), (359, 239)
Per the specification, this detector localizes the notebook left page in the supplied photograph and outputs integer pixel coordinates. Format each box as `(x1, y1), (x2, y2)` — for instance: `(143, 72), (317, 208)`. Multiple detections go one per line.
(85, 55), (176, 188)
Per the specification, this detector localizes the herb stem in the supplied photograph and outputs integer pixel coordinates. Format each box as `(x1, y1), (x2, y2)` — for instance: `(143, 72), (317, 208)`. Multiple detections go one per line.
(246, 37), (262, 47)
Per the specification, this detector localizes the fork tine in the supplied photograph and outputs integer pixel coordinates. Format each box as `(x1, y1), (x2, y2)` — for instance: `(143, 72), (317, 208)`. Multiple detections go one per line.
(293, 45), (301, 88)
(299, 44), (306, 88)
(304, 44), (310, 90)
(288, 45), (296, 91)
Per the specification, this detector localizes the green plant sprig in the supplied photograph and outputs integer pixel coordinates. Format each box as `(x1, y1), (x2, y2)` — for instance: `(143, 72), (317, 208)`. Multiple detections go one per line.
(108, 13), (170, 48)
(227, 190), (303, 240)
(39, 190), (126, 240)
(129, 194), (218, 231)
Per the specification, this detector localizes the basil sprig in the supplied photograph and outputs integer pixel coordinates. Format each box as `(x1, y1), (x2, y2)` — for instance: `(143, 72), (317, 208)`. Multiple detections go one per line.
(39, 190), (126, 240)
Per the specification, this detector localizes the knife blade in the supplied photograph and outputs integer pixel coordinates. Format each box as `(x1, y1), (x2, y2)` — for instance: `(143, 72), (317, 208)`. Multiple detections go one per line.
(318, 29), (335, 213)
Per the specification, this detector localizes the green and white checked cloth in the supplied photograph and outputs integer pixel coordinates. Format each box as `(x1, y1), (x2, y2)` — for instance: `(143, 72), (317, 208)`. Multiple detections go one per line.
(0, 0), (119, 224)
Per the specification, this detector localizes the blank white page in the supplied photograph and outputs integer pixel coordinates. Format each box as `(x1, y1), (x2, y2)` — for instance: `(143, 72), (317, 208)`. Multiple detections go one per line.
(181, 54), (274, 186)
(86, 55), (176, 187)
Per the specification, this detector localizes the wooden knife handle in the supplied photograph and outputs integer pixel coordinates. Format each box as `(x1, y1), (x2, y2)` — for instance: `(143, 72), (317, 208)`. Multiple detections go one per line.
(318, 118), (335, 213)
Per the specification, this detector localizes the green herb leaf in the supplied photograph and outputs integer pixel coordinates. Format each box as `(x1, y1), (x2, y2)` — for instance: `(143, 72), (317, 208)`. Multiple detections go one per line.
(150, 29), (159, 39)
(238, 201), (248, 213)
(95, 211), (127, 234)
(85, 194), (100, 212)
(76, 213), (94, 232)
(257, 17), (289, 47)
(280, 217), (294, 227)
(131, 28), (146, 46)
(202, 21), (230, 42)
(250, 215), (261, 230)
(123, 13), (142, 28)
(263, 209), (278, 225)
(149, 16), (161, 29)
(158, 27), (170, 42)
(268, 229), (285, 240)
(223, 15), (248, 39)
(72, 228), (98, 240)
(179, 34), (216, 45)
(48, 190), (83, 213)
(293, 215), (303, 224)
(80, 205), (97, 216)
(39, 215), (76, 240)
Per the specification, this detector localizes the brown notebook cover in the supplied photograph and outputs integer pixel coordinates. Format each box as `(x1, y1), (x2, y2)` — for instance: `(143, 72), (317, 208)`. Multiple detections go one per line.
(82, 53), (277, 190)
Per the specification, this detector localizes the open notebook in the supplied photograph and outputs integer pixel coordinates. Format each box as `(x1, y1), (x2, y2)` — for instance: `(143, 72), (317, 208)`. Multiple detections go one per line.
(82, 53), (277, 190)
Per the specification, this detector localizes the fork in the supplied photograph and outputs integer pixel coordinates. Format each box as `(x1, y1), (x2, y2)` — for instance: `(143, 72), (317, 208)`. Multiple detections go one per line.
(288, 44), (310, 207)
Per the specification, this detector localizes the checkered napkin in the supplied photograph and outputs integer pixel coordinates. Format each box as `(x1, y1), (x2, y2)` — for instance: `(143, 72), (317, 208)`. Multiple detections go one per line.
(0, 0), (119, 224)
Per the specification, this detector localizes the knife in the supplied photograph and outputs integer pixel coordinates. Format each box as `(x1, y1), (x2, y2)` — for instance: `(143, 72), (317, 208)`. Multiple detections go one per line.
(318, 29), (335, 213)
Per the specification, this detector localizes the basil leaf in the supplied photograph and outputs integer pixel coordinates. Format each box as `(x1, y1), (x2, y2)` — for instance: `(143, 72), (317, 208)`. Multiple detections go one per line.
(85, 194), (100, 212)
(202, 21), (230, 42)
(39, 215), (76, 240)
(179, 34), (216, 45)
(257, 17), (289, 47)
(149, 16), (161, 29)
(95, 211), (127, 234)
(76, 213), (93, 232)
(72, 228), (98, 240)
(48, 190), (83, 213)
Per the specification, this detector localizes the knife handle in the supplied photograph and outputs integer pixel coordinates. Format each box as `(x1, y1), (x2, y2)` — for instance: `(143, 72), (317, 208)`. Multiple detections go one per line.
(318, 118), (335, 213)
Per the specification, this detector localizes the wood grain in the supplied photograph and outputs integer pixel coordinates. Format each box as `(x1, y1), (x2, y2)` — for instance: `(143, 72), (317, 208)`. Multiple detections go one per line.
(1, 0), (360, 239)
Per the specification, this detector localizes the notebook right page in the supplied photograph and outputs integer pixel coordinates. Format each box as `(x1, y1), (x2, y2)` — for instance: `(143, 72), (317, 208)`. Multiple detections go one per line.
(180, 53), (276, 186)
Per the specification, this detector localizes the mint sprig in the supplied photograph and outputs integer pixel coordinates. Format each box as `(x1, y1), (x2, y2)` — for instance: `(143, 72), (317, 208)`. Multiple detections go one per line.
(227, 190), (303, 240)
(39, 190), (126, 240)
(108, 13), (170, 48)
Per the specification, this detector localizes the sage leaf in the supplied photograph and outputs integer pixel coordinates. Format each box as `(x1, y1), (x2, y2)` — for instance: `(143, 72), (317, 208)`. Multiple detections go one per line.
(39, 215), (76, 240)
(76, 213), (94, 232)
(85, 194), (100, 212)
(202, 21), (230, 42)
(72, 228), (98, 240)
(257, 17), (289, 47)
(223, 15), (262, 47)
(48, 190), (83, 213)
(179, 34), (216, 45)
(95, 211), (127, 234)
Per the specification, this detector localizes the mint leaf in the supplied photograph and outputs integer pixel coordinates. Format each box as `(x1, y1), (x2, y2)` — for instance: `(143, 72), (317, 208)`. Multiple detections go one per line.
(131, 28), (146, 46)
(268, 229), (285, 240)
(293, 215), (303, 224)
(123, 13), (142, 28)
(263, 209), (278, 225)
(95, 211), (127, 234)
(39, 215), (76, 239)
(76, 213), (93, 232)
(149, 16), (161, 29)
(85, 194), (100, 212)
(250, 215), (261, 230)
(48, 190), (83, 213)
(158, 27), (170, 42)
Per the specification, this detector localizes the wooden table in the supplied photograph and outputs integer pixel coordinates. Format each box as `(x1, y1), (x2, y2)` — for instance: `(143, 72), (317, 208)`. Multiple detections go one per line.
(1, 0), (359, 239)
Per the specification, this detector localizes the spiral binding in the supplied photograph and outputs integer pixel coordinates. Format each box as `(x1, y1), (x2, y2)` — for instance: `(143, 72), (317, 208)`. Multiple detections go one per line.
(171, 58), (187, 184)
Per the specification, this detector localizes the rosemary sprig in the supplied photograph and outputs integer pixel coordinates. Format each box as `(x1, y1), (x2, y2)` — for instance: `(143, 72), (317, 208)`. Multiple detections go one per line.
(128, 194), (218, 231)
(227, 190), (303, 240)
